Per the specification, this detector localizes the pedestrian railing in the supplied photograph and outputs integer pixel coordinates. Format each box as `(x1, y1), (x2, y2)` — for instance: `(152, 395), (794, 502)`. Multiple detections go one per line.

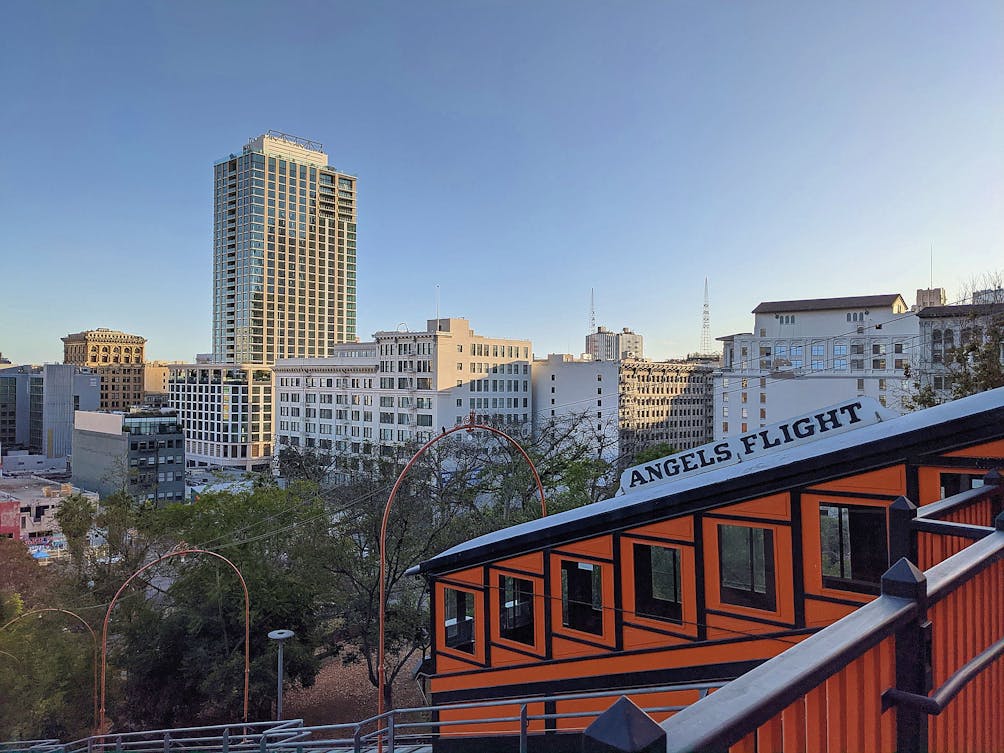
(8, 679), (724, 753)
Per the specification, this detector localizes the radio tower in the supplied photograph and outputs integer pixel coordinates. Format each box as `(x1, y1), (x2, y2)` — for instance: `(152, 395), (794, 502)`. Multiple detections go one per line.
(700, 278), (712, 355)
(589, 288), (596, 332)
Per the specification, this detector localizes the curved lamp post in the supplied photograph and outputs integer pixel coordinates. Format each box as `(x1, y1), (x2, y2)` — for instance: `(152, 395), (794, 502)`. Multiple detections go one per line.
(99, 548), (250, 734)
(1, 607), (99, 731)
(378, 416), (547, 722)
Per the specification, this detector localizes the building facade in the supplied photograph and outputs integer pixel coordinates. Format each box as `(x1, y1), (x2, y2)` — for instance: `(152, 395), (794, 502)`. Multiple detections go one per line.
(212, 131), (357, 365)
(531, 354), (620, 461)
(0, 476), (99, 548)
(72, 409), (186, 503)
(168, 363), (273, 471)
(531, 355), (717, 468)
(914, 295), (1004, 401)
(0, 364), (100, 465)
(271, 318), (531, 473)
(618, 357), (717, 465)
(62, 328), (148, 411)
(586, 326), (643, 361)
(713, 294), (918, 440)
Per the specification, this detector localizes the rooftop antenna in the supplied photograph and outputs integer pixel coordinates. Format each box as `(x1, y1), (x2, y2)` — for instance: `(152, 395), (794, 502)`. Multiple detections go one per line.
(435, 284), (441, 330)
(930, 244), (934, 289)
(700, 277), (712, 354)
(590, 288), (596, 333)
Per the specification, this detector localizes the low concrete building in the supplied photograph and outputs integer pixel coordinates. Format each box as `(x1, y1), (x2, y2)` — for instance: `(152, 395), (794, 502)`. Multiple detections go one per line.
(72, 409), (186, 503)
(0, 474), (98, 549)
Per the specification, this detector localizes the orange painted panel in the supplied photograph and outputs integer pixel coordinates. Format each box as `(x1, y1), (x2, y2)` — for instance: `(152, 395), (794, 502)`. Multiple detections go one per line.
(488, 644), (539, 667)
(705, 612), (786, 641)
(809, 464), (906, 495)
(627, 516), (695, 542)
(551, 634), (606, 659)
(495, 551), (544, 574)
(441, 568), (486, 587)
(721, 493), (791, 521)
(435, 654), (483, 674)
(622, 623), (690, 650)
(702, 518), (796, 625)
(942, 438), (1004, 458)
(429, 635), (797, 695)
(553, 535), (614, 560)
(620, 537), (699, 640)
(804, 598), (857, 630)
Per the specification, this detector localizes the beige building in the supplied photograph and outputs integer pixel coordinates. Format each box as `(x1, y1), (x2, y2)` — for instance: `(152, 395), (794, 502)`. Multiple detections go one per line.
(212, 131), (358, 365)
(272, 318), (531, 473)
(618, 357), (717, 467)
(62, 328), (147, 410)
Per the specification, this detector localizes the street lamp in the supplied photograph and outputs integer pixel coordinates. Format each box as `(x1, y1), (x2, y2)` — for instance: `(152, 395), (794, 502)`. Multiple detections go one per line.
(268, 629), (295, 720)
(100, 548), (250, 734)
(377, 414), (546, 723)
(1, 607), (99, 732)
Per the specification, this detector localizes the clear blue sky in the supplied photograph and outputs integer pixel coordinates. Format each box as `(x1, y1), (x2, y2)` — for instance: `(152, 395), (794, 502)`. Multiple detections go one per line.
(1, 1), (1001, 364)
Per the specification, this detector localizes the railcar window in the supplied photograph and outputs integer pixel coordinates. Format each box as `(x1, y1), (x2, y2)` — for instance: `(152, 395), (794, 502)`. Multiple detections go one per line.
(819, 503), (888, 595)
(499, 575), (535, 645)
(633, 544), (682, 622)
(939, 472), (984, 499)
(560, 560), (603, 635)
(718, 525), (776, 611)
(444, 588), (476, 654)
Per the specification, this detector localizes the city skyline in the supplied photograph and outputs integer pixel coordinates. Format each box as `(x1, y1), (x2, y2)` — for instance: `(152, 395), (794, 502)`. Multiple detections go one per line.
(2, 1), (1002, 365)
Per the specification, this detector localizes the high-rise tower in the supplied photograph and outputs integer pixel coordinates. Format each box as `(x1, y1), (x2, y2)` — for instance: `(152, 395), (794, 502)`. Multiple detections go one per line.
(212, 131), (357, 364)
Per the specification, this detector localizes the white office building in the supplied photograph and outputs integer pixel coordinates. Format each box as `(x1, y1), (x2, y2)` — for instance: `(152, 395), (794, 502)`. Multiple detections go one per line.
(168, 363), (273, 470)
(586, 326), (643, 361)
(271, 318), (531, 472)
(714, 294), (919, 440)
(531, 354), (620, 461)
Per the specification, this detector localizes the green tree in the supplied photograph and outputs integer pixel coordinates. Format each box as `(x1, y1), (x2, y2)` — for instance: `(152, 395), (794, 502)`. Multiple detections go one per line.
(105, 483), (329, 728)
(632, 442), (678, 466)
(54, 492), (96, 578)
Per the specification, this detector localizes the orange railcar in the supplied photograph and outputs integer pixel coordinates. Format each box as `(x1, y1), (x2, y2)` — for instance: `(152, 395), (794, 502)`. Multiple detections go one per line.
(413, 390), (1004, 749)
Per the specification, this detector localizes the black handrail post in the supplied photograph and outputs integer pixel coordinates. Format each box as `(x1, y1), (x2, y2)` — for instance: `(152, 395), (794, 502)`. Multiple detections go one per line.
(889, 496), (918, 564)
(387, 711), (395, 753)
(984, 468), (1002, 519)
(882, 558), (931, 753)
(519, 704), (529, 753)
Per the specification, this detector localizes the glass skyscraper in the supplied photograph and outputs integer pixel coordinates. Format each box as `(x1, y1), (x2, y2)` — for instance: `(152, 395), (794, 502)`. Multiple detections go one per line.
(212, 131), (357, 364)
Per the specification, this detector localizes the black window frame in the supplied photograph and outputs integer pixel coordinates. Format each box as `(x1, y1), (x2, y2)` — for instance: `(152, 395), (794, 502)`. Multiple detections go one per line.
(443, 587), (476, 654)
(819, 502), (889, 595)
(560, 559), (604, 636)
(633, 543), (683, 623)
(498, 574), (535, 646)
(717, 524), (776, 612)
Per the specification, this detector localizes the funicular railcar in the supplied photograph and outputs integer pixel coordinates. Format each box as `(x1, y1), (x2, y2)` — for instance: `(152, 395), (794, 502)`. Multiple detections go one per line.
(411, 389), (1004, 750)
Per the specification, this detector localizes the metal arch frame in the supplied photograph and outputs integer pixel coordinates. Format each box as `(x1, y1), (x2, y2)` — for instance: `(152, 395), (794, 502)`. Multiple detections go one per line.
(1, 607), (99, 732)
(99, 549), (251, 734)
(378, 416), (547, 723)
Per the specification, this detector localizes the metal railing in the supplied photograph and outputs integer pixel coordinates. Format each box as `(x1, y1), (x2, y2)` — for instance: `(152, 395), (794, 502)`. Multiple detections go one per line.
(6, 680), (724, 753)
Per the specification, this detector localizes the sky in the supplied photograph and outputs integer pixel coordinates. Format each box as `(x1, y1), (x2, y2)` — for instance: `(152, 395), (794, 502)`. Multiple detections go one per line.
(1, 1), (1002, 365)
